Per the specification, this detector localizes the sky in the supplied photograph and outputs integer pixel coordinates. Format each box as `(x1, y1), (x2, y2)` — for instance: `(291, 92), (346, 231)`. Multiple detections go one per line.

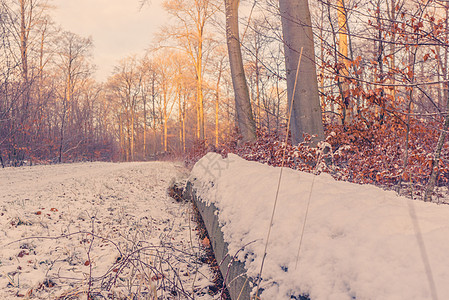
(51, 0), (167, 82)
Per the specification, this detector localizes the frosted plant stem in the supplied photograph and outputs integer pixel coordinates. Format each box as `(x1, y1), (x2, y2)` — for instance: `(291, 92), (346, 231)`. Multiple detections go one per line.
(187, 206), (199, 296)
(295, 175), (316, 270)
(407, 201), (438, 300)
(237, 277), (249, 300)
(254, 48), (303, 298)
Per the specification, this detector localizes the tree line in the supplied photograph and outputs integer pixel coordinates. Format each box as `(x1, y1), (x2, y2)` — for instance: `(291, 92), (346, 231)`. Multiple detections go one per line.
(0, 0), (112, 165)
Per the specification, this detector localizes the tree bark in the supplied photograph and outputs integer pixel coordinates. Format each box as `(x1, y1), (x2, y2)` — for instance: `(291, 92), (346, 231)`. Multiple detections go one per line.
(279, 0), (324, 145)
(225, 0), (257, 143)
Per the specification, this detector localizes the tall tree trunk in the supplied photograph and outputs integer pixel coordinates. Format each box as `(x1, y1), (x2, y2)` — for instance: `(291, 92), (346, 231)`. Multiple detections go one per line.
(442, 3), (449, 110)
(152, 74), (158, 155)
(215, 92), (219, 148)
(164, 115), (168, 152)
(279, 0), (324, 145)
(196, 99), (200, 139)
(126, 111), (131, 161)
(215, 59), (223, 148)
(178, 83), (183, 153)
(182, 106), (186, 153)
(224, 0), (256, 143)
(197, 38), (205, 140)
(131, 109), (135, 161)
(319, 3), (326, 116)
(163, 91), (168, 152)
(376, 2), (385, 122)
(337, 0), (351, 124)
(143, 92), (147, 159)
(386, 0), (397, 103)
(20, 0), (28, 84)
(160, 111), (164, 153)
(119, 113), (124, 160)
(254, 36), (261, 129)
(59, 113), (65, 163)
(425, 26), (449, 201)
(19, 0), (30, 158)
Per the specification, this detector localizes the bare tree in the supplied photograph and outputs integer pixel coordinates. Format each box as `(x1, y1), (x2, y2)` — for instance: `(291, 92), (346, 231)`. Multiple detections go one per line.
(162, 0), (219, 141)
(141, 58), (162, 156)
(107, 56), (143, 161)
(55, 31), (93, 163)
(225, 0), (257, 142)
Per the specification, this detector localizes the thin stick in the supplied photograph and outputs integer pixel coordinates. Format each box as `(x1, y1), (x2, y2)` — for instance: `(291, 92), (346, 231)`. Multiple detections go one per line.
(254, 47), (304, 297)
(86, 216), (96, 298)
(294, 175), (316, 270)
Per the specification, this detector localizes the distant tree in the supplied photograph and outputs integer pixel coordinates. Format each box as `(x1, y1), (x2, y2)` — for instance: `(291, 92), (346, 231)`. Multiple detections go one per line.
(141, 58), (162, 155)
(211, 47), (226, 148)
(244, 18), (269, 130)
(0, 0), (52, 165)
(162, 0), (219, 141)
(55, 31), (93, 162)
(152, 51), (177, 152)
(107, 56), (142, 161)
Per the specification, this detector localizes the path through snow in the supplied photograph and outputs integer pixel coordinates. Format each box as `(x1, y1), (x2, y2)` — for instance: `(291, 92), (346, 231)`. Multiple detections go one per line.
(0, 162), (215, 299)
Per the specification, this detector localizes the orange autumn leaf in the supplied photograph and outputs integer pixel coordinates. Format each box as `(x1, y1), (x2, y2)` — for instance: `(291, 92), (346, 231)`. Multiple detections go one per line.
(151, 274), (164, 281)
(201, 237), (210, 248)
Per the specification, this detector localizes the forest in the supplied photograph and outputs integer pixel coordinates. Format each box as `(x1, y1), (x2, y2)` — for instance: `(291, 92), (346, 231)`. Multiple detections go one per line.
(1, 0), (449, 201)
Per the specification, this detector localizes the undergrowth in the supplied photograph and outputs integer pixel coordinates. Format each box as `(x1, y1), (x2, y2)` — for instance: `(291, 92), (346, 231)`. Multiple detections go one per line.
(186, 115), (449, 201)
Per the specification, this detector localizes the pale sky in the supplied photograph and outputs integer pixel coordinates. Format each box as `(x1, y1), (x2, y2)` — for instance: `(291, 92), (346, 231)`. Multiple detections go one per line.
(51, 0), (167, 82)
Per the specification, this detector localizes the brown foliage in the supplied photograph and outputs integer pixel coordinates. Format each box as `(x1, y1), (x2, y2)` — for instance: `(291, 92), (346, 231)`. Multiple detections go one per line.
(187, 114), (449, 197)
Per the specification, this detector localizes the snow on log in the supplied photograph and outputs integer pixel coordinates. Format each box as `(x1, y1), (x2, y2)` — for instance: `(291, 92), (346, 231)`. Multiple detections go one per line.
(189, 152), (449, 300)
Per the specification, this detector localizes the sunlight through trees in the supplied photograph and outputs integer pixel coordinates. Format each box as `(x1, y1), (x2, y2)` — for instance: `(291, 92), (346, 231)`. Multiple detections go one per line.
(2, 0), (449, 201)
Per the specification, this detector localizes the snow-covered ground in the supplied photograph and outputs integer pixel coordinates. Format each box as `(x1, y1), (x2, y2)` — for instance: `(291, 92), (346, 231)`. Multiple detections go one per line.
(191, 153), (449, 300)
(0, 162), (215, 299)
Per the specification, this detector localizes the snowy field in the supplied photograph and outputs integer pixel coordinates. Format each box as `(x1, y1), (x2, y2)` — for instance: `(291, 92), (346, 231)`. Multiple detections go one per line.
(191, 153), (449, 300)
(0, 162), (215, 299)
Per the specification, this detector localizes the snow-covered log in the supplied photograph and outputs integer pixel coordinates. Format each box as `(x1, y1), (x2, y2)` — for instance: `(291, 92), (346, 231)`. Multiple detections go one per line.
(184, 181), (254, 300)
(189, 152), (449, 300)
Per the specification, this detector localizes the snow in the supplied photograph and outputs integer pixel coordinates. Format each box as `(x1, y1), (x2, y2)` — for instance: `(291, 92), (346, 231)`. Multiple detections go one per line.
(191, 152), (449, 299)
(0, 162), (215, 299)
